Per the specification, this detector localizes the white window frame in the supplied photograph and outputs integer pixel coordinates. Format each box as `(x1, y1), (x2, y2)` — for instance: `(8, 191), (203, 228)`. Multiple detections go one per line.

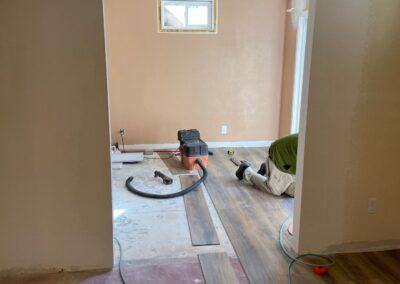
(158, 0), (217, 33)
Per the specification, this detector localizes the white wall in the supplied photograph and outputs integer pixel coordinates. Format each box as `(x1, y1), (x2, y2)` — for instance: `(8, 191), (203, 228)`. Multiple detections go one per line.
(295, 0), (400, 253)
(0, 0), (113, 272)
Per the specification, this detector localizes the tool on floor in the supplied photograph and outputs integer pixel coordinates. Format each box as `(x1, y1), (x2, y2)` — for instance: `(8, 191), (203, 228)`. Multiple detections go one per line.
(154, 171), (173, 185)
(230, 157), (252, 168)
(230, 157), (241, 167)
(178, 129), (209, 170)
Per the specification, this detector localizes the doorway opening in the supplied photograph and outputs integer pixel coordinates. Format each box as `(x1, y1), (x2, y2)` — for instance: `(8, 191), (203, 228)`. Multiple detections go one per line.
(104, 0), (313, 283)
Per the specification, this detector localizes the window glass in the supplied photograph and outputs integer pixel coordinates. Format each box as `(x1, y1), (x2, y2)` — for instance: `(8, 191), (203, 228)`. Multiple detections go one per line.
(164, 5), (186, 27)
(188, 5), (209, 26)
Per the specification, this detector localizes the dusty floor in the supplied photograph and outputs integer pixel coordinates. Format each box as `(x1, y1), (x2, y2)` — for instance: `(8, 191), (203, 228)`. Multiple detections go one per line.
(112, 157), (236, 260)
(1, 154), (248, 284)
(110, 156), (248, 283)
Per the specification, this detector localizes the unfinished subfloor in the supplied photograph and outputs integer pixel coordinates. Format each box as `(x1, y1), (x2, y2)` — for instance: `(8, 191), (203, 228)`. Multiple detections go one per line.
(2, 148), (400, 284)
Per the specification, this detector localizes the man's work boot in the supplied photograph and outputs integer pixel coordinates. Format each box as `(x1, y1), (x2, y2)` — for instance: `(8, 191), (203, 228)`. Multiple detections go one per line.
(236, 161), (251, 180)
(257, 162), (266, 176)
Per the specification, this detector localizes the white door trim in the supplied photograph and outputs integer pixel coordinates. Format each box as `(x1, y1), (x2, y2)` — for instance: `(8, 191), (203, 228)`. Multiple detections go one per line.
(291, 11), (309, 134)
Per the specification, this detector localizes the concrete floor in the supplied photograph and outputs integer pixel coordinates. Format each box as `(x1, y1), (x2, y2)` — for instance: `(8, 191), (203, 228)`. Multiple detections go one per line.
(112, 157), (236, 260)
(2, 155), (248, 283)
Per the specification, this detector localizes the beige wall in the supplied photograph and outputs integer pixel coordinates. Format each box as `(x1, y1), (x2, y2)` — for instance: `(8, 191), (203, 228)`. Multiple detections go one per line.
(0, 0), (113, 272)
(295, 0), (400, 253)
(104, 0), (287, 145)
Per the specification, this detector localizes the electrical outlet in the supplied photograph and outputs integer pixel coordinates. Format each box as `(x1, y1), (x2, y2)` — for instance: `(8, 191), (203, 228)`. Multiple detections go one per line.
(368, 198), (377, 214)
(119, 128), (125, 136)
(221, 125), (228, 135)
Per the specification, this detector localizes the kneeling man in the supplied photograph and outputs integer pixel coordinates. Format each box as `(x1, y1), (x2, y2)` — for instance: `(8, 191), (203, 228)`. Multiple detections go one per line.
(235, 134), (298, 197)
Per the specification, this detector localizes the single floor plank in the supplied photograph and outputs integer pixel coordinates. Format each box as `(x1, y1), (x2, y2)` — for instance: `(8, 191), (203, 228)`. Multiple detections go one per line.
(181, 175), (219, 246)
(199, 252), (240, 284)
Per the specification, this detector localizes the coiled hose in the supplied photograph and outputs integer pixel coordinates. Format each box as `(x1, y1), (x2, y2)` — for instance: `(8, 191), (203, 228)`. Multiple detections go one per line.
(125, 159), (208, 199)
(279, 218), (335, 283)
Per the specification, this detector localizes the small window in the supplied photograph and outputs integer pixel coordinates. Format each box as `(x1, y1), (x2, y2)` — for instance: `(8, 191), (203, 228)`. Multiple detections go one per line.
(159, 0), (216, 33)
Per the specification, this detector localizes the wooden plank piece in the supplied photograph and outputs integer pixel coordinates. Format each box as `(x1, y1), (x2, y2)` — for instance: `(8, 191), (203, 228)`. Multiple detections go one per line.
(180, 175), (219, 246)
(198, 252), (240, 284)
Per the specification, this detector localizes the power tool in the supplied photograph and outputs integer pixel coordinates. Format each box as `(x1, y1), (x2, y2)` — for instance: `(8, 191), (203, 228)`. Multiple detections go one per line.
(154, 171), (173, 185)
(178, 129), (208, 170)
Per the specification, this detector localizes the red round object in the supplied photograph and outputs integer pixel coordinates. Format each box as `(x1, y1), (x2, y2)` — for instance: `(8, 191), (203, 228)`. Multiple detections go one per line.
(313, 266), (328, 275)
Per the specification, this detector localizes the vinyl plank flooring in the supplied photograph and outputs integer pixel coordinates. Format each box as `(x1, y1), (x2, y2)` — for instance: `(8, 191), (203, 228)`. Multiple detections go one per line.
(205, 148), (293, 211)
(198, 252), (240, 284)
(321, 251), (400, 284)
(204, 149), (296, 283)
(217, 207), (291, 283)
(204, 148), (400, 284)
(366, 251), (400, 281)
(180, 175), (219, 246)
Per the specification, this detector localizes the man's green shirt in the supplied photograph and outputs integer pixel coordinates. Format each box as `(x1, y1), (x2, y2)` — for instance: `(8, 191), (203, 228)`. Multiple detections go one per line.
(269, 134), (298, 175)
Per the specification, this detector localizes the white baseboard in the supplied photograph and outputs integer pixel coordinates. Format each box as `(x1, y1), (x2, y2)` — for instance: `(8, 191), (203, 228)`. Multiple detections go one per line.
(207, 140), (273, 148)
(123, 140), (272, 151)
(324, 240), (400, 254)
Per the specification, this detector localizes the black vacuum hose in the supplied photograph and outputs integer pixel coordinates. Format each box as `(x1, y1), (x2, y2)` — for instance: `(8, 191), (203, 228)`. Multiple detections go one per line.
(125, 159), (208, 199)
